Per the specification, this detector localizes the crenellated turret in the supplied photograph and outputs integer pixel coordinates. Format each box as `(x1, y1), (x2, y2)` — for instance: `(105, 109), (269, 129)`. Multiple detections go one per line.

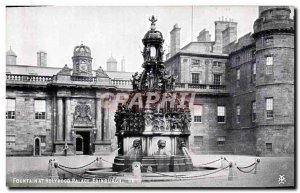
(252, 6), (294, 155)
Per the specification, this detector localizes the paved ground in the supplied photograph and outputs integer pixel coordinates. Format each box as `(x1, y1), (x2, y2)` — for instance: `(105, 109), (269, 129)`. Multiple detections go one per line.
(6, 154), (295, 188)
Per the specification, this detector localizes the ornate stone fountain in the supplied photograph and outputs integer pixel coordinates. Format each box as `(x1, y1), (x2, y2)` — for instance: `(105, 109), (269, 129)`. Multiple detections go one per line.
(113, 16), (193, 172)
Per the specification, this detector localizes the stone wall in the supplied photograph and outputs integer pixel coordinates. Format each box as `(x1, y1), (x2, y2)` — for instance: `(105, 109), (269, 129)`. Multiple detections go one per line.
(6, 88), (53, 156)
(189, 95), (231, 154)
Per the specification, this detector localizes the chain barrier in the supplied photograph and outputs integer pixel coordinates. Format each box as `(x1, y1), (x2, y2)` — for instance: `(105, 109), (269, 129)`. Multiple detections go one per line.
(53, 157), (260, 182)
(237, 162), (256, 169)
(59, 159), (98, 170)
(179, 165), (229, 179)
(57, 165), (87, 179)
(140, 164), (229, 180)
(199, 158), (221, 166)
(236, 162), (257, 174)
(100, 157), (115, 165)
(57, 163), (131, 180)
(237, 165), (256, 174)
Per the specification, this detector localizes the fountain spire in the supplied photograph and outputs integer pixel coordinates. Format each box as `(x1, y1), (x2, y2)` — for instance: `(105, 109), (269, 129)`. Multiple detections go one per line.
(113, 16), (193, 173)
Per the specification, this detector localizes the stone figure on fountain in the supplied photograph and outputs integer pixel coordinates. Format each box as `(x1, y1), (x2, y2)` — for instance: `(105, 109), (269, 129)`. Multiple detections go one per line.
(126, 139), (142, 158)
(153, 139), (171, 156)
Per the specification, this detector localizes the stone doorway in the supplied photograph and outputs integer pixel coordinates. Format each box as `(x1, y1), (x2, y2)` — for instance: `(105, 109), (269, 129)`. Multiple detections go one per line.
(76, 131), (91, 155)
(76, 134), (83, 155)
(33, 137), (41, 156)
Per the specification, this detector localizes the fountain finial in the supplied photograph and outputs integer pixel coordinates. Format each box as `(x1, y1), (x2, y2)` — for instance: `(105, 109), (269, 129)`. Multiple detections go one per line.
(149, 15), (157, 30)
(149, 15), (157, 24)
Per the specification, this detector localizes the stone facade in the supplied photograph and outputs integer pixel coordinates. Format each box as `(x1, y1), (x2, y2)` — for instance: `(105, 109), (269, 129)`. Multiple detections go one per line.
(165, 6), (294, 156)
(6, 6), (294, 156)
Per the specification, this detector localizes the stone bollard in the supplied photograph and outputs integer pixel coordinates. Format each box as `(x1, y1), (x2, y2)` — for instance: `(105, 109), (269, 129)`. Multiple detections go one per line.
(254, 158), (261, 174)
(49, 159), (59, 180)
(220, 156), (224, 168)
(48, 159), (53, 177)
(96, 157), (103, 168)
(228, 162), (237, 181)
(131, 162), (142, 183)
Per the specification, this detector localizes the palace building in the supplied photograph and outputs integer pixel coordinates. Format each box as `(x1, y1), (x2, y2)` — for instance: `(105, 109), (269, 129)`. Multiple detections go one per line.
(6, 6), (294, 156)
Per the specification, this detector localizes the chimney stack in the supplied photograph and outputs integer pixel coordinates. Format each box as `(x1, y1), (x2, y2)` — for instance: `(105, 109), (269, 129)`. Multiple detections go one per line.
(170, 24), (181, 57)
(37, 51), (47, 67)
(121, 56), (125, 72)
(213, 20), (237, 53)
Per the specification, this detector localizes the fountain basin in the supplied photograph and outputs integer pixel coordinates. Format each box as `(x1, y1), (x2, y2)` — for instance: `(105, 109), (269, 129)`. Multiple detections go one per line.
(113, 155), (193, 172)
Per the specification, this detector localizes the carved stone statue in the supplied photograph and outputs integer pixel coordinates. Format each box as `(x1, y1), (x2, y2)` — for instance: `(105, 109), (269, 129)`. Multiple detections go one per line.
(96, 66), (109, 78)
(153, 139), (171, 156)
(131, 72), (140, 90)
(177, 139), (187, 156)
(57, 64), (71, 76)
(121, 118), (128, 131)
(126, 139), (142, 158)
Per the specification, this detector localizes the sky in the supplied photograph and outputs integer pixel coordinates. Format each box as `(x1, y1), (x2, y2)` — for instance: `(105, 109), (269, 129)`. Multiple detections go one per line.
(6, 6), (261, 72)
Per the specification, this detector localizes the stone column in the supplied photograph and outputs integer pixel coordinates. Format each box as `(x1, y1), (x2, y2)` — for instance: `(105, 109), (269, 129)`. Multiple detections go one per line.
(145, 137), (150, 156)
(56, 97), (64, 141)
(95, 98), (102, 141)
(171, 137), (175, 155)
(103, 99), (110, 141)
(65, 97), (71, 142)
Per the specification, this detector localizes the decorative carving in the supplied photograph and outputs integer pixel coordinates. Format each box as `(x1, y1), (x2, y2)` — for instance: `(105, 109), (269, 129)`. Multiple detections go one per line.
(96, 66), (109, 78)
(73, 102), (93, 126)
(57, 64), (71, 76)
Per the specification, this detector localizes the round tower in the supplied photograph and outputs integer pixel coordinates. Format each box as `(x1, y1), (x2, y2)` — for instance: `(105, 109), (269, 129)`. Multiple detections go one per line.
(72, 43), (93, 76)
(6, 48), (17, 65)
(252, 6), (294, 155)
(106, 55), (118, 71)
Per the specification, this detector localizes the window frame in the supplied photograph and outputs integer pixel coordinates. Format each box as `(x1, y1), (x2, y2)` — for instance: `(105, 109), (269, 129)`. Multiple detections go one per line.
(236, 68), (240, 87)
(266, 56), (273, 75)
(252, 62), (256, 84)
(266, 143), (272, 152)
(252, 101), (256, 122)
(265, 97), (274, 119)
(213, 74), (221, 85)
(217, 136), (226, 146)
(6, 134), (16, 148)
(34, 99), (46, 120)
(217, 106), (226, 123)
(191, 73), (200, 84)
(194, 136), (204, 146)
(236, 104), (241, 123)
(193, 105), (203, 123)
(6, 98), (16, 120)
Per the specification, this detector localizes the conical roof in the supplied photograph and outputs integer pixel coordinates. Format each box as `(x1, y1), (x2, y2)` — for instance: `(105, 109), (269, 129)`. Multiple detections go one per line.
(6, 48), (17, 56)
(107, 55), (117, 63)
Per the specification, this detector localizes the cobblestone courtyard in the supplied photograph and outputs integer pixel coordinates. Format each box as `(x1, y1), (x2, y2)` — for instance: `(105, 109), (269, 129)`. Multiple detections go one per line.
(6, 155), (294, 188)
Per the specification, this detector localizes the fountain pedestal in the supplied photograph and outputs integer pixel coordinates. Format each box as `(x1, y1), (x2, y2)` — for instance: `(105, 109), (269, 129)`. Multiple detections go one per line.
(113, 16), (193, 173)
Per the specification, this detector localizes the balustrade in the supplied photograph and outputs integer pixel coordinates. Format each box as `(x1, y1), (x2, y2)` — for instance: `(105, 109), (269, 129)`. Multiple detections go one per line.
(6, 74), (53, 82)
